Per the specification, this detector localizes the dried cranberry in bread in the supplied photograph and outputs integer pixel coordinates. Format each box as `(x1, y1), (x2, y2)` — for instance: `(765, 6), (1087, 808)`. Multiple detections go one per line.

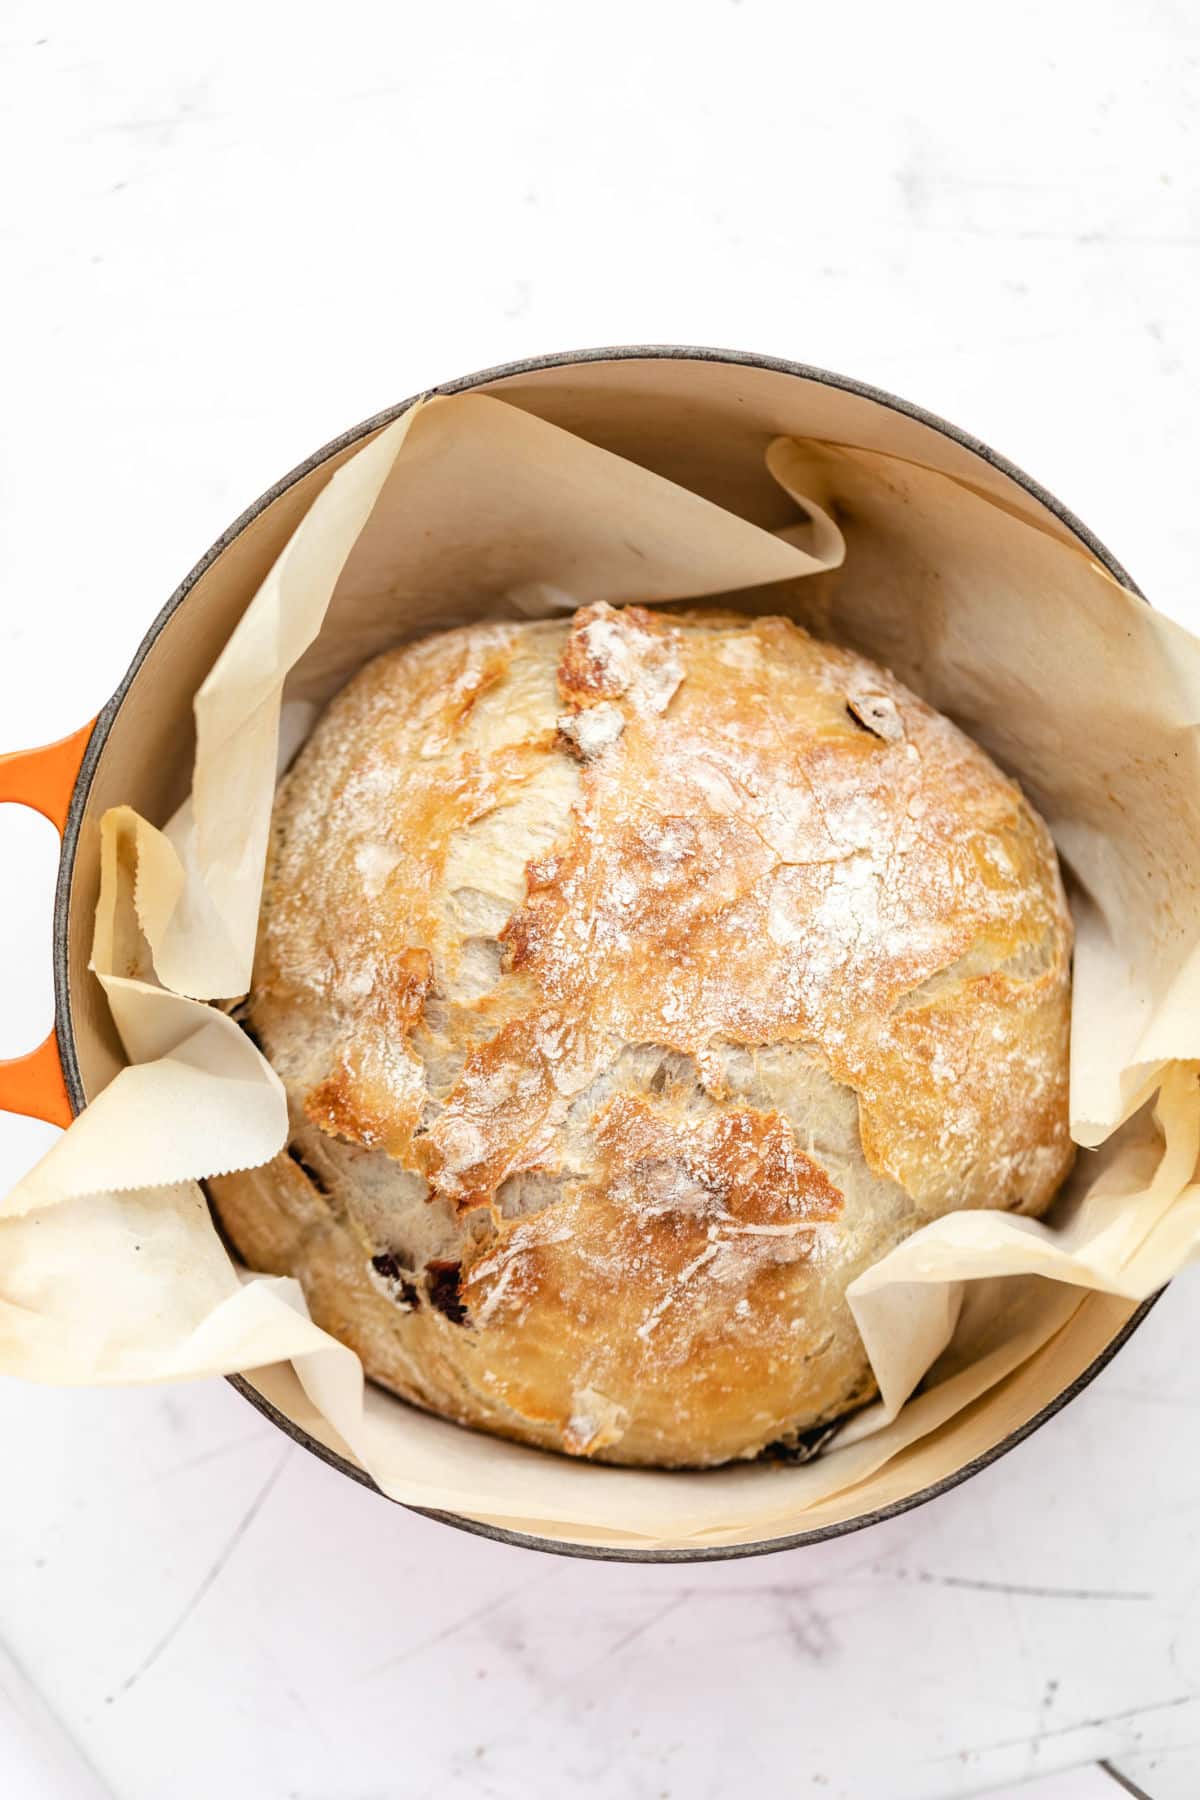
(209, 604), (1073, 1467)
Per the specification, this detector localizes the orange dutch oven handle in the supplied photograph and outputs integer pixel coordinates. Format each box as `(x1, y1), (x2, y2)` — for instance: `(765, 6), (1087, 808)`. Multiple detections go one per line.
(0, 720), (97, 1128)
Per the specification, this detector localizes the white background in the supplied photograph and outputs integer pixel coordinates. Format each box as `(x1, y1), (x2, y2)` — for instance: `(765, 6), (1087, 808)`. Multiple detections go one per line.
(2, 3), (1199, 1795)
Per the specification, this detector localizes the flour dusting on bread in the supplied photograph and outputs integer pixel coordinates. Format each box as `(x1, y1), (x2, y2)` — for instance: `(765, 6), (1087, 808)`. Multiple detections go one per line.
(208, 604), (1073, 1468)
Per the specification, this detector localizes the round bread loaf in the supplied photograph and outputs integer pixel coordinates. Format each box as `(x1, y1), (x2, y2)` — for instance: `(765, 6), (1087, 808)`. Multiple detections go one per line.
(209, 604), (1073, 1468)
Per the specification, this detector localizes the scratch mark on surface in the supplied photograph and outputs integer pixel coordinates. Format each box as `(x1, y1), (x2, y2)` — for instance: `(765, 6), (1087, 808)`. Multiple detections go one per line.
(0, 1628), (120, 1798)
(930, 1693), (1199, 1761)
(431, 1589), (695, 1781)
(110, 1446), (290, 1701)
(363, 1572), (556, 1679)
(1030, 1675), (1059, 1775)
(151, 1431), (270, 1483)
(776, 1590), (837, 1663)
(909, 1572), (1151, 1601)
(600, 1592), (691, 1662)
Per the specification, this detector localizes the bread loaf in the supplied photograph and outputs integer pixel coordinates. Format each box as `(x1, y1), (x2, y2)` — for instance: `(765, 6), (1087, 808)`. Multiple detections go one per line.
(209, 603), (1073, 1467)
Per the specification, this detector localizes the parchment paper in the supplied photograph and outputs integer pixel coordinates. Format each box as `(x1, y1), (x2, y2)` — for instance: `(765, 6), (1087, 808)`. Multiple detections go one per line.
(4, 390), (1200, 1549)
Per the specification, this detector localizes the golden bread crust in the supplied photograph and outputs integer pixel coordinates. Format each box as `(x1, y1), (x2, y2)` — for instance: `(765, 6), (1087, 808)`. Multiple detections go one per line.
(209, 605), (1073, 1467)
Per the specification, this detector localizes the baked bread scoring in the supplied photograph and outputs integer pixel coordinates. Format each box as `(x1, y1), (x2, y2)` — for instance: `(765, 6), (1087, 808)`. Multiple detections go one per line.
(209, 604), (1073, 1467)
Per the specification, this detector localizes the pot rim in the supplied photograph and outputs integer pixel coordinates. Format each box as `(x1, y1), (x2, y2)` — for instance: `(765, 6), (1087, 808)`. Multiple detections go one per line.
(51, 343), (1160, 1562)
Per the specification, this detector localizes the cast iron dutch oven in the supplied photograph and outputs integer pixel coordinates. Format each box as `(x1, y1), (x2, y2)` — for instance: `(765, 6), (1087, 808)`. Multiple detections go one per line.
(0, 346), (1158, 1561)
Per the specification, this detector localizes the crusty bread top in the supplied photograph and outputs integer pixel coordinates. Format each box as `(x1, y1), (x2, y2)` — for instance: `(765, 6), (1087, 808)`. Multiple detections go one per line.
(236, 604), (1073, 1464)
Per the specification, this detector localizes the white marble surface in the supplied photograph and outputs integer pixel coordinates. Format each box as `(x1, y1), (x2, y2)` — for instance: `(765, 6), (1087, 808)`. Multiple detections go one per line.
(2, 3), (1200, 1794)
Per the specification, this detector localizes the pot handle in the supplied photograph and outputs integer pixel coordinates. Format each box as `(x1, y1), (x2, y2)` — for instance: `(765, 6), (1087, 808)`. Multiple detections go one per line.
(0, 720), (97, 1128)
